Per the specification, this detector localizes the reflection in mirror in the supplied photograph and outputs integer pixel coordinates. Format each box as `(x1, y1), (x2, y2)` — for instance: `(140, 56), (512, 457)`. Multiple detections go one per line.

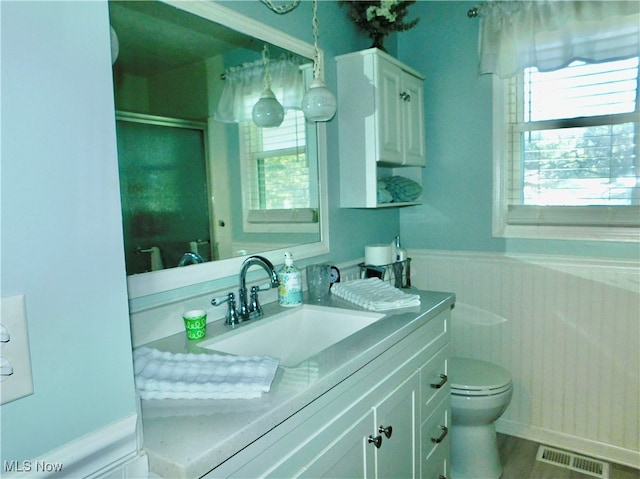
(109, 0), (325, 284)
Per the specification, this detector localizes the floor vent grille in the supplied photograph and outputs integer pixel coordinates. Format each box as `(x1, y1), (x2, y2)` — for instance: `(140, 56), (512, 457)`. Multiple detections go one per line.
(536, 446), (609, 479)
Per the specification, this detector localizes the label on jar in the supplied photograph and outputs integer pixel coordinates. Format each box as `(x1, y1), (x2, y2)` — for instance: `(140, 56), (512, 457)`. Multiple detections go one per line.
(278, 268), (302, 307)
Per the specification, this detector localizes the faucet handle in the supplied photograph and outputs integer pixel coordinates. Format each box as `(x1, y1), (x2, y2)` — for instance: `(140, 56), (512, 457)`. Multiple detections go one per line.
(248, 286), (264, 318)
(211, 292), (241, 326)
(256, 282), (274, 291)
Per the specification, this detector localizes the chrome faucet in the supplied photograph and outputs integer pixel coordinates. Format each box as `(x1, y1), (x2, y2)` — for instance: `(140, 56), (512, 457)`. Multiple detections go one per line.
(212, 255), (279, 326)
(177, 252), (205, 266)
(238, 256), (279, 321)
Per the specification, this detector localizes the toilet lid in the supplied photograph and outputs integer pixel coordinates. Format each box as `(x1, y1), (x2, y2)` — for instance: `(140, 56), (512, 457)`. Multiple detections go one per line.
(449, 357), (512, 396)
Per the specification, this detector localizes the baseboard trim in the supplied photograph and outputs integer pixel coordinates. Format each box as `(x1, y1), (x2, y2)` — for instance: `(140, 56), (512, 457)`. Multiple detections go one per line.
(2, 414), (140, 479)
(497, 419), (640, 470)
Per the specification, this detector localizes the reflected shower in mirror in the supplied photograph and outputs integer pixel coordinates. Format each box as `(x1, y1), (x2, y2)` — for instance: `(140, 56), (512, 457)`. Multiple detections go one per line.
(109, 0), (321, 276)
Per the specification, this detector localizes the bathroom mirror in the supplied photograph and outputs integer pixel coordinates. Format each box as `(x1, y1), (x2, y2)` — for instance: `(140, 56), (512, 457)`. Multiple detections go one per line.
(109, 0), (329, 298)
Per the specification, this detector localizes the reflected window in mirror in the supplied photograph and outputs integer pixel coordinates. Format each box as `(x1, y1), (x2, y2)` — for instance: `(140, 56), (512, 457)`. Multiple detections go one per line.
(240, 109), (318, 233)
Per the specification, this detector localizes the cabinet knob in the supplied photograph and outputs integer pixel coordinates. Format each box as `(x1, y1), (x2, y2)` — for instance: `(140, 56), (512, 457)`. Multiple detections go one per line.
(368, 435), (382, 449)
(430, 374), (448, 389)
(399, 91), (411, 102)
(378, 425), (393, 439)
(431, 425), (448, 444)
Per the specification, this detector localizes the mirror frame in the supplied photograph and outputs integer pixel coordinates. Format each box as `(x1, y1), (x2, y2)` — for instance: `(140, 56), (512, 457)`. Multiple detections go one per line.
(123, 0), (330, 299)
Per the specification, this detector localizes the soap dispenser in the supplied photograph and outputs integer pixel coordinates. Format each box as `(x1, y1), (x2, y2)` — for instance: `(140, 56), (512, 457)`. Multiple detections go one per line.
(278, 252), (302, 307)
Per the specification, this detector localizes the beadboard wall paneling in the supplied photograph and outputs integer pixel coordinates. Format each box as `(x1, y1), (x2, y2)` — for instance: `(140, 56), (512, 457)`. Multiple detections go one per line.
(409, 249), (639, 468)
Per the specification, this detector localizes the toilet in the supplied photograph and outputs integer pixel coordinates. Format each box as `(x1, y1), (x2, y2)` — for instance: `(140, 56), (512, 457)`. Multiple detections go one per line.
(449, 357), (513, 479)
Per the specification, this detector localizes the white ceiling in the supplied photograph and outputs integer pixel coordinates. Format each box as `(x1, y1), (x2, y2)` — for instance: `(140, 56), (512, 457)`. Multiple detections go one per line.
(108, 1), (258, 78)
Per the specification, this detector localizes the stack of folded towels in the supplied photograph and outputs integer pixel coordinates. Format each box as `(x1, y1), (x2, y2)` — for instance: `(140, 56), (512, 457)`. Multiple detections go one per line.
(377, 176), (423, 204)
(331, 278), (421, 311)
(133, 347), (280, 400)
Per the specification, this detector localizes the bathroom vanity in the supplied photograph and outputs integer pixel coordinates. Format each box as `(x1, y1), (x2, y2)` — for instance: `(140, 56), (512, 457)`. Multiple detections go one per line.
(139, 290), (454, 478)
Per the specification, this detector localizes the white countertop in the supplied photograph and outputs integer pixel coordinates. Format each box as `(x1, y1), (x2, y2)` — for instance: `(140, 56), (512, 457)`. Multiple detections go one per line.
(140, 289), (455, 478)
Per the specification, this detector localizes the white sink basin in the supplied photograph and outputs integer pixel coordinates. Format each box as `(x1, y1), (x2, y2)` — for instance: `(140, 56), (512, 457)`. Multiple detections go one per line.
(200, 304), (384, 367)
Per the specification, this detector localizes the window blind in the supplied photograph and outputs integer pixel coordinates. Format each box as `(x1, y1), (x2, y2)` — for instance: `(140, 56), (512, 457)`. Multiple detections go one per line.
(506, 57), (639, 227)
(240, 110), (313, 214)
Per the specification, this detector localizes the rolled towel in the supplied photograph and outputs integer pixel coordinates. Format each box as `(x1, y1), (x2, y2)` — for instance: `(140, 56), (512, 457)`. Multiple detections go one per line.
(133, 347), (280, 400)
(380, 176), (422, 202)
(377, 180), (393, 204)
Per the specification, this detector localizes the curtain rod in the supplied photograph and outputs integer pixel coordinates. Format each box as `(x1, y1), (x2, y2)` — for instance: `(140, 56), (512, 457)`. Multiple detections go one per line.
(220, 53), (303, 80)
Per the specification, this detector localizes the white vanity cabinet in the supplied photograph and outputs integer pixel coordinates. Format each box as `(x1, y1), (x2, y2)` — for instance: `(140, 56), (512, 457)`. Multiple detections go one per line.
(336, 48), (426, 208)
(208, 307), (451, 479)
(293, 372), (419, 479)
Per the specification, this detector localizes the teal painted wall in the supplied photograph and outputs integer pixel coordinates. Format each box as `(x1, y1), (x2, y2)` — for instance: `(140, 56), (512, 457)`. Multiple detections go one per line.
(1, 1), (136, 463)
(398, 1), (639, 260)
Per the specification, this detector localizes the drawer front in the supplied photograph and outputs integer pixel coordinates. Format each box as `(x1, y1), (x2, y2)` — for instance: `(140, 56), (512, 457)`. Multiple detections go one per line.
(419, 345), (449, 420)
(420, 396), (450, 469)
(418, 309), (449, 361)
(421, 433), (449, 479)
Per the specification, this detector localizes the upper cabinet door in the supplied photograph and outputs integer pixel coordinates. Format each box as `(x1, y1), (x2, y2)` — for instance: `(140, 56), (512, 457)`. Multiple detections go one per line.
(378, 58), (405, 165)
(402, 71), (426, 166)
(377, 55), (426, 167)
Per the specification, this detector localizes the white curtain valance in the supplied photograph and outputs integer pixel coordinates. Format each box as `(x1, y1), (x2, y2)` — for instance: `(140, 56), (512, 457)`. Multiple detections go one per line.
(215, 56), (306, 123)
(478, 0), (640, 78)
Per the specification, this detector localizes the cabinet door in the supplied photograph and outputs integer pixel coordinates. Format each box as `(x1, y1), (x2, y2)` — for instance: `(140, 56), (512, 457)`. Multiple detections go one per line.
(374, 371), (420, 479)
(378, 58), (404, 165)
(295, 410), (374, 479)
(402, 72), (426, 166)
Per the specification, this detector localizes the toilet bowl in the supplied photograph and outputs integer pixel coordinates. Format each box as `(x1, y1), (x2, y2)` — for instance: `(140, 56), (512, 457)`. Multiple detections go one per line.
(449, 357), (513, 479)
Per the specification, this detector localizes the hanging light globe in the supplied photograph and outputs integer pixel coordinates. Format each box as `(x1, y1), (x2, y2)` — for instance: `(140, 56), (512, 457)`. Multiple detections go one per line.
(252, 88), (285, 128)
(301, 0), (337, 122)
(302, 78), (336, 122)
(110, 26), (119, 64)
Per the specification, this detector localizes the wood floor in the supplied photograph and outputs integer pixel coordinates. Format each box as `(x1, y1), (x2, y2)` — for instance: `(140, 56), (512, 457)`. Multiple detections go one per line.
(497, 434), (640, 479)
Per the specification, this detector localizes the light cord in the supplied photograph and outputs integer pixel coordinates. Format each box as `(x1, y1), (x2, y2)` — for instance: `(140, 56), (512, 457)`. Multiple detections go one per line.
(261, 44), (273, 91)
(311, 0), (320, 79)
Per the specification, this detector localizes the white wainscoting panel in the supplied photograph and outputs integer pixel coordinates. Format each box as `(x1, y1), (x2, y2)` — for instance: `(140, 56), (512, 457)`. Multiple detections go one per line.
(410, 249), (639, 469)
(1, 414), (145, 478)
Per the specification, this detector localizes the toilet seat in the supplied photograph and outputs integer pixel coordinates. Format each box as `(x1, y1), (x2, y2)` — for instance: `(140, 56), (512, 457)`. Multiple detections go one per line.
(450, 357), (512, 397)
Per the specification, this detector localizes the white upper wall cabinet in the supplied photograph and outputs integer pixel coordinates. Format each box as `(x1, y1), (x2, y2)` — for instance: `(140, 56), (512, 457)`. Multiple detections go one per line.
(337, 48), (426, 208)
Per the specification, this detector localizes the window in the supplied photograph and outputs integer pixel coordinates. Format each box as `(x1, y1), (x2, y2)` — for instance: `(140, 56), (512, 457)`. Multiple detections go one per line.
(494, 57), (640, 241)
(239, 109), (318, 232)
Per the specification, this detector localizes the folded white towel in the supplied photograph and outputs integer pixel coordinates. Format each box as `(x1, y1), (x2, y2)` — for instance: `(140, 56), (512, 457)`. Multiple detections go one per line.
(331, 278), (421, 311)
(133, 347), (280, 400)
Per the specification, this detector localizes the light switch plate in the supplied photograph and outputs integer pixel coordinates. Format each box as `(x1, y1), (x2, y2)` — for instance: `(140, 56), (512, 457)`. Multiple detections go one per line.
(1, 294), (34, 405)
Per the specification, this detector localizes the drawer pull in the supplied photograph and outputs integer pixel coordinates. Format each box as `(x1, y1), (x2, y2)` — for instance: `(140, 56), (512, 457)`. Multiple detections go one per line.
(378, 425), (393, 439)
(368, 435), (382, 449)
(431, 425), (448, 444)
(430, 374), (448, 389)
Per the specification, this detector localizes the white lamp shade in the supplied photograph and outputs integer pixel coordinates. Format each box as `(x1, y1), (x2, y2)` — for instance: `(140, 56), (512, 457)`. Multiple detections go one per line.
(110, 26), (119, 64)
(252, 88), (285, 128)
(302, 78), (336, 122)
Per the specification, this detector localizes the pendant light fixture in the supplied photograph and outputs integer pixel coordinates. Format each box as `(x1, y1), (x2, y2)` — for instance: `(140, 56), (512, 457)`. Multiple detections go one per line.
(301, 0), (337, 122)
(252, 45), (285, 128)
(110, 26), (119, 65)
